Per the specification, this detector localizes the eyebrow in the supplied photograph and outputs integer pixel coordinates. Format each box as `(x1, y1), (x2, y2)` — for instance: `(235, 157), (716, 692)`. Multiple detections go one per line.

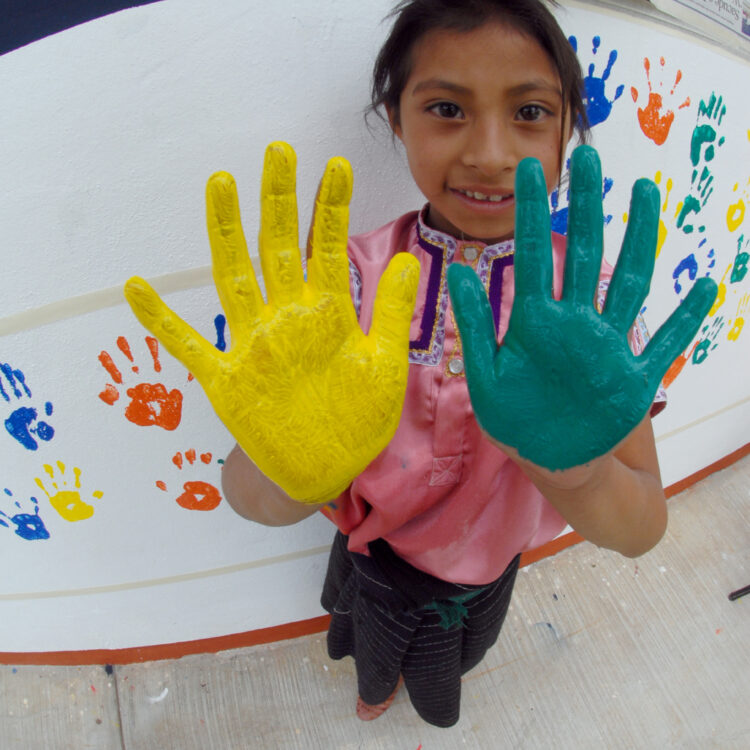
(410, 78), (562, 100)
(411, 78), (471, 96)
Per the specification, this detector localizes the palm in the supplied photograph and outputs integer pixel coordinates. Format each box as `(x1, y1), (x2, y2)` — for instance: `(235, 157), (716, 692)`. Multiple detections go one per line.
(125, 143), (418, 502)
(448, 146), (717, 471)
(205, 271), (413, 499)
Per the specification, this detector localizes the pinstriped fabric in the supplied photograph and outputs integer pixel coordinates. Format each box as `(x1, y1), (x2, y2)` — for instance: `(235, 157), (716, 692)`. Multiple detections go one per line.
(321, 532), (519, 727)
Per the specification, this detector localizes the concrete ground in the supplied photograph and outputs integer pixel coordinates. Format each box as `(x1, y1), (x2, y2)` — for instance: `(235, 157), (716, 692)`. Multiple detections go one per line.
(2, 455), (749, 749)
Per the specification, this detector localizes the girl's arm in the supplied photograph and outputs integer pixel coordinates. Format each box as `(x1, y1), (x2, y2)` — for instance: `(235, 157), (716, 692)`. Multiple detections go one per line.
(125, 144), (418, 511)
(447, 147), (716, 559)
(507, 415), (667, 558)
(221, 443), (325, 526)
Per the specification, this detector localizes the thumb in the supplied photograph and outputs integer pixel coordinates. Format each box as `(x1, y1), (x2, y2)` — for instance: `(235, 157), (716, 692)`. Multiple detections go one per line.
(124, 276), (216, 382)
(447, 264), (497, 380)
(643, 276), (718, 386)
(368, 253), (420, 354)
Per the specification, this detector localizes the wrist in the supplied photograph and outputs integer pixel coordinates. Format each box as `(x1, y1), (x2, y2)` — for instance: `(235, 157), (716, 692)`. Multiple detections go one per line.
(490, 434), (612, 495)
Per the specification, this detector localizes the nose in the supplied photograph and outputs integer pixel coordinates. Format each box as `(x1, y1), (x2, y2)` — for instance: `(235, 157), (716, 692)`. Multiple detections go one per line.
(461, 116), (516, 178)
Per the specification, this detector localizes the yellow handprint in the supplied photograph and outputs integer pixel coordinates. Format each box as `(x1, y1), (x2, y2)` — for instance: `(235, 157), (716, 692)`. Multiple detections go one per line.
(35, 462), (103, 522)
(624, 170), (674, 257)
(728, 293), (750, 341)
(124, 142), (419, 503)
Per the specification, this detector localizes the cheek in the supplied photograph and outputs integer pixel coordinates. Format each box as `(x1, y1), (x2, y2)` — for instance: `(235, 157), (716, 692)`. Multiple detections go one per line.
(539, 147), (564, 188)
(406, 149), (443, 189)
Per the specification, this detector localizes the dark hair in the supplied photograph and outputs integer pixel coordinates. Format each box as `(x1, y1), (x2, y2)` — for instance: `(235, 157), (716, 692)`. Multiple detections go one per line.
(370, 0), (590, 154)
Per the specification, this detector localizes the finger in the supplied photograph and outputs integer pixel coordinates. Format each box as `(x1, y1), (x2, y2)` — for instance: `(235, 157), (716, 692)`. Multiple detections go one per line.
(206, 171), (264, 341)
(563, 144), (604, 306)
(369, 252), (420, 355)
(447, 264), (497, 382)
(642, 277), (718, 385)
(513, 157), (553, 302)
(602, 178), (660, 332)
(124, 277), (217, 382)
(259, 142), (304, 306)
(307, 156), (353, 295)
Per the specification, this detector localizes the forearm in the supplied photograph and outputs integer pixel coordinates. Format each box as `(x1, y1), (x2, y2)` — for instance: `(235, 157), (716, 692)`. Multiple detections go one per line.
(526, 452), (667, 557)
(221, 443), (325, 526)
(512, 416), (667, 558)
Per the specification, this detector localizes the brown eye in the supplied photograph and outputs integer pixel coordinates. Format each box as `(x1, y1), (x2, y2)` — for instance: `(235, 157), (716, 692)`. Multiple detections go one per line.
(517, 105), (548, 121)
(429, 102), (463, 119)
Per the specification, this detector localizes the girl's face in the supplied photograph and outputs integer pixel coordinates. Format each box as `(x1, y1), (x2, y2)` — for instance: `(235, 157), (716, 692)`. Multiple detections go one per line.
(390, 22), (571, 244)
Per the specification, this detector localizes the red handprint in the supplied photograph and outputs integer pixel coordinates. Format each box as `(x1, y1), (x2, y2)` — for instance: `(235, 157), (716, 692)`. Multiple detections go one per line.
(98, 336), (183, 430)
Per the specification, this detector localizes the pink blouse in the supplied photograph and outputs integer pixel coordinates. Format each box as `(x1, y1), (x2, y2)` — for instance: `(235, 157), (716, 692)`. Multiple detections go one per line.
(322, 209), (663, 585)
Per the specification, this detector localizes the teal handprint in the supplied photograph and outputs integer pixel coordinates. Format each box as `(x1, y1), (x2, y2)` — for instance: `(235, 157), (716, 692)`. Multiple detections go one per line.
(692, 317), (725, 365)
(731, 234), (749, 283)
(447, 146), (717, 471)
(690, 93), (726, 170)
(676, 92), (726, 235)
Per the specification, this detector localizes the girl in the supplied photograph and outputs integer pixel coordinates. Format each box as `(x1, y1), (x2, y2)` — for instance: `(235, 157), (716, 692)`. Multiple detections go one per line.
(125, 0), (716, 729)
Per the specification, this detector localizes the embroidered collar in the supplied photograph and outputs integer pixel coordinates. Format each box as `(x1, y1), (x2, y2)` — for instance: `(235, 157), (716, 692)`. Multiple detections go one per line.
(416, 205), (515, 258)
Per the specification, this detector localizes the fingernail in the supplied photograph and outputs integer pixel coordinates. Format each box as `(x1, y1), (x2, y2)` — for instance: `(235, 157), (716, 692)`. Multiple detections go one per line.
(570, 144), (601, 192)
(207, 172), (236, 223)
(631, 178), (660, 214)
(264, 142), (296, 194)
(319, 157), (353, 205)
(515, 158), (547, 201)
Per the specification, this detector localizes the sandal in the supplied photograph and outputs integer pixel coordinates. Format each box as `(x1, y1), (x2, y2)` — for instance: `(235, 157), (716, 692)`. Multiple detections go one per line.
(356, 676), (404, 721)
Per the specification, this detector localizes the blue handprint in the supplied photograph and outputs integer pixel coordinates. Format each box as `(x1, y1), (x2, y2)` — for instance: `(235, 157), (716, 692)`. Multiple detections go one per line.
(0, 488), (50, 541)
(550, 168), (614, 234)
(550, 184), (570, 235)
(214, 314), (227, 352)
(672, 239), (715, 297)
(569, 35), (624, 127)
(1, 363), (55, 450)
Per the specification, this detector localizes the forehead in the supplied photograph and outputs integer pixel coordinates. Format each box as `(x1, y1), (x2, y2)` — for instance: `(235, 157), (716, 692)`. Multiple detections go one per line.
(404, 21), (561, 95)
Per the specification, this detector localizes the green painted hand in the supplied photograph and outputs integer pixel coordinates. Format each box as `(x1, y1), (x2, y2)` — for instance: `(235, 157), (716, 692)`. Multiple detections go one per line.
(447, 145), (718, 471)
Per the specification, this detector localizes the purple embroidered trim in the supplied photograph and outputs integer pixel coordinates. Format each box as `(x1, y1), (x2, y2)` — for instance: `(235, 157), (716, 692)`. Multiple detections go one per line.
(596, 278), (609, 314)
(349, 259), (363, 319)
(475, 241), (515, 335)
(487, 254), (514, 333)
(406, 221), (456, 366)
(412, 230), (449, 351)
(410, 214), (518, 366)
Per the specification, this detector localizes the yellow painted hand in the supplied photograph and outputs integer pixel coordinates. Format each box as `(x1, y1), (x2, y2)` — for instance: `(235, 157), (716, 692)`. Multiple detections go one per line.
(124, 142), (419, 503)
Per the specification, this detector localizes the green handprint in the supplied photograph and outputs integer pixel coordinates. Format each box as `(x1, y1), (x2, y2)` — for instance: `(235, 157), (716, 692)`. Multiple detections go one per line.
(448, 145), (717, 471)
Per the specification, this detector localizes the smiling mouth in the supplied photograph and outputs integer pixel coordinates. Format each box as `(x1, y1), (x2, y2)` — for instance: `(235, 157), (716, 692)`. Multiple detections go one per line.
(455, 188), (513, 203)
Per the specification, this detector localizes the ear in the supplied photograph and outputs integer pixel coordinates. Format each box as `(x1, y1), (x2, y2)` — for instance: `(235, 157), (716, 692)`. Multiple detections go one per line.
(386, 104), (403, 141)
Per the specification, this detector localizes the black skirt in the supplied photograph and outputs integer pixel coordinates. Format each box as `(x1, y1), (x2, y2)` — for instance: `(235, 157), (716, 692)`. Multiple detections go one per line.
(321, 531), (520, 727)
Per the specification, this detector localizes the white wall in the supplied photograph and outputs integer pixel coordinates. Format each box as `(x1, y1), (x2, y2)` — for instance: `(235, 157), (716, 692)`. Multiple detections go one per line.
(0, 0), (748, 652)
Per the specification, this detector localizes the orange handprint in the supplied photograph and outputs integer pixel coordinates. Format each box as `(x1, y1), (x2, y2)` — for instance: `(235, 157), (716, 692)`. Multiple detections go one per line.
(631, 57), (690, 146)
(98, 336), (183, 430)
(156, 449), (222, 511)
(663, 341), (698, 389)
